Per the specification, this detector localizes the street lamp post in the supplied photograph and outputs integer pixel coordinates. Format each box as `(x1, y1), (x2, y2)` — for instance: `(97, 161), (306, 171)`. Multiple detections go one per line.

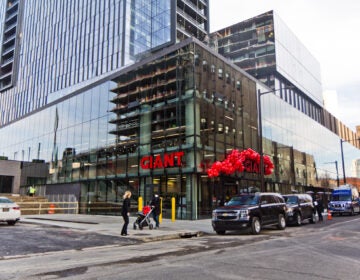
(257, 86), (293, 191)
(340, 137), (360, 184)
(258, 89), (265, 191)
(335, 160), (339, 187)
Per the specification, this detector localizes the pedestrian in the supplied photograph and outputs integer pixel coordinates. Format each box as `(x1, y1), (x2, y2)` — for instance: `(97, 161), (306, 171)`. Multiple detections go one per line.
(150, 193), (161, 229)
(315, 195), (324, 222)
(28, 186), (36, 197)
(121, 190), (132, 236)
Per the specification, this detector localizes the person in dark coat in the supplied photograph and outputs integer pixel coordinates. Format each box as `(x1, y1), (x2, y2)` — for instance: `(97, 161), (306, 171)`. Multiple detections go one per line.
(121, 191), (132, 236)
(315, 195), (324, 222)
(150, 194), (161, 228)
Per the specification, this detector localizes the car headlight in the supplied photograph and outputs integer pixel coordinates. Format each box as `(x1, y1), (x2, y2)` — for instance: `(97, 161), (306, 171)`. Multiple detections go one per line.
(286, 207), (293, 215)
(238, 209), (249, 218)
(212, 211), (218, 219)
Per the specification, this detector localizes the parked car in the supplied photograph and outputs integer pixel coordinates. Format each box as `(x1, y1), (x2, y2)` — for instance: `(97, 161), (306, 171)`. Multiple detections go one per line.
(283, 194), (316, 226)
(0, 197), (21, 225)
(212, 192), (287, 235)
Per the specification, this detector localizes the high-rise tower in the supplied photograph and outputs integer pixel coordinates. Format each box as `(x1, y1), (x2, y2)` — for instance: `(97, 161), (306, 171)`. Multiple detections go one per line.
(0, 0), (209, 127)
(211, 10), (323, 124)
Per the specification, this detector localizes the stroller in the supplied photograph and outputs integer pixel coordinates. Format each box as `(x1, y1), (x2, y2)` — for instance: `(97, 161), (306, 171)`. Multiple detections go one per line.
(133, 205), (154, 230)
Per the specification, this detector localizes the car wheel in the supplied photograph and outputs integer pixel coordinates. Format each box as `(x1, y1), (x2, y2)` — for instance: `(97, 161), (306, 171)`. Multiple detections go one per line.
(251, 217), (261, 235)
(294, 213), (302, 226)
(277, 214), (286, 230)
(7, 221), (16, 226)
(216, 230), (226, 235)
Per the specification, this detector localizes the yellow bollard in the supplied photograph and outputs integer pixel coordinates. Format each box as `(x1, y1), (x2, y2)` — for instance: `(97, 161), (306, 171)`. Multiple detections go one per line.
(159, 197), (163, 224)
(171, 197), (176, 222)
(138, 196), (143, 212)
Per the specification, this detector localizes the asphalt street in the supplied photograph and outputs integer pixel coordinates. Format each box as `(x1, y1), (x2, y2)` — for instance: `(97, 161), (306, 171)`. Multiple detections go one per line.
(0, 212), (332, 258)
(1, 214), (359, 280)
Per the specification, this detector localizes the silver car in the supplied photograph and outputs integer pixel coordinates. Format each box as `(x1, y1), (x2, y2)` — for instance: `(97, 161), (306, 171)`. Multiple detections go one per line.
(0, 197), (21, 225)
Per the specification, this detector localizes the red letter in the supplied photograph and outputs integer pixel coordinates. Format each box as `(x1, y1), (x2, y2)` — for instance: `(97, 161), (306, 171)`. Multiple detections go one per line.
(163, 152), (174, 167)
(140, 156), (150, 169)
(174, 151), (185, 166)
(153, 154), (163, 168)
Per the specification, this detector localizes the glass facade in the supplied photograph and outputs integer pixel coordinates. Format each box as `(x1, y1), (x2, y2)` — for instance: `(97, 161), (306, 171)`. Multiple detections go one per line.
(0, 0), (21, 91)
(0, 0), (209, 127)
(130, 0), (173, 57)
(1, 0), (131, 125)
(1, 2), (358, 219)
(211, 10), (324, 125)
(273, 12), (322, 106)
(260, 87), (359, 190)
(1, 39), (359, 219)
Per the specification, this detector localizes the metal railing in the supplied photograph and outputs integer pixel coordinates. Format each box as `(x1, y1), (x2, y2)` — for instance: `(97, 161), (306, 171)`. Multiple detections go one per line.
(19, 201), (79, 215)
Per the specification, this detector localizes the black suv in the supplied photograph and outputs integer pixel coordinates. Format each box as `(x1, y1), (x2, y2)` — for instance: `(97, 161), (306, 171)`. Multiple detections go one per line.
(212, 192), (287, 235)
(283, 194), (316, 226)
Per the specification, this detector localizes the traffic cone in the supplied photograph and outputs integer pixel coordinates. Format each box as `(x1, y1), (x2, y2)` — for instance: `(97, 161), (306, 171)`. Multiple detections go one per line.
(48, 204), (55, 214)
(327, 210), (332, 220)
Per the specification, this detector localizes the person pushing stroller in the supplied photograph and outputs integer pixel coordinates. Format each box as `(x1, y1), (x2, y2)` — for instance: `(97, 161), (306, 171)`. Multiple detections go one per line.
(150, 193), (161, 229)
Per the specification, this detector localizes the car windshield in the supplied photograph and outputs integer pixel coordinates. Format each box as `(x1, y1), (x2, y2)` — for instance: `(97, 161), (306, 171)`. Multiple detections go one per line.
(284, 196), (298, 204)
(0, 198), (13, 203)
(226, 195), (259, 206)
(331, 195), (351, 201)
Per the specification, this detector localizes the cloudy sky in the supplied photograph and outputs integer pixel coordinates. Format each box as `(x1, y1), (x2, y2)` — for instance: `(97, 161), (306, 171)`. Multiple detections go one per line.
(210, 0), (360, 131)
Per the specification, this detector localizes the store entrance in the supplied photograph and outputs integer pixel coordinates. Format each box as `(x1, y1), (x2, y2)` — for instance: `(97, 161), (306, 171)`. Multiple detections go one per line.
(205, 177), (261, 210)
(218, 179), (239, 205)
(147, 175), (186, 219)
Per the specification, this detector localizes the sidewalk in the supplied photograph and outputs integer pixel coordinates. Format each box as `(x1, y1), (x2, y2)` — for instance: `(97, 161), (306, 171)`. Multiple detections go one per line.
(21, 214), (214, 242)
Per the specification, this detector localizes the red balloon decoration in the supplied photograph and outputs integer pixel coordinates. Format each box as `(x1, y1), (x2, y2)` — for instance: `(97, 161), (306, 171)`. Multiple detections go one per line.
(207, 148), (274, 177)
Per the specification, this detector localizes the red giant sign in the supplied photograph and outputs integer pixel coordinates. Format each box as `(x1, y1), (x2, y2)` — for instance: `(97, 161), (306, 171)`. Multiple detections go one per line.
(140, 151), (185, 169)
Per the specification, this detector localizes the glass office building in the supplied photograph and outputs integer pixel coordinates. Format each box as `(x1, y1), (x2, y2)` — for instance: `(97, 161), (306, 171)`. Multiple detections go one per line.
(210, 10), (360, 177)
(211, 11), (324, 124)
(0, 0), (209, 126)
(1, 37), (359, 219)
(1, 3), (359, 219)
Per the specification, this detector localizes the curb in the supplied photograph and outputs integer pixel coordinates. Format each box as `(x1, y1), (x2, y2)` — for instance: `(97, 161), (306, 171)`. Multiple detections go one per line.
(135, 231), (204, 242)
(20, 217), (210, 242)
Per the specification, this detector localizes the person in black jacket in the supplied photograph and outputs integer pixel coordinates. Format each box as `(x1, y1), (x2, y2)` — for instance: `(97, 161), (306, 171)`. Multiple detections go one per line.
(150, 194), (161, 228)
(315, 195), (324, 222)
(121, 191), (132, 236)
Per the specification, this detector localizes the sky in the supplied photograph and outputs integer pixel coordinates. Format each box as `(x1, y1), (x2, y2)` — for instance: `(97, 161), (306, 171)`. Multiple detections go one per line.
(209, 0), (360, 131)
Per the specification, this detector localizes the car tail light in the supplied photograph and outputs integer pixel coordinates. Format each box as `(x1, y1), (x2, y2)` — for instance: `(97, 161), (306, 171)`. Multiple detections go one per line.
(12, 206), (20, 210)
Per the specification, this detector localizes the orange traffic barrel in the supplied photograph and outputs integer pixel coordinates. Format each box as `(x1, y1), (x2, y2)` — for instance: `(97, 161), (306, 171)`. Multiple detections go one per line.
(327, 210), (332, 220)
(48, 204), (55, 214)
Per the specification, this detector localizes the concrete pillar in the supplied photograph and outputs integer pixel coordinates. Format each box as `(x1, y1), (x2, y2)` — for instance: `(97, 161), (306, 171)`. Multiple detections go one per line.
(139, 105), (151, 198)
(184, 94), (200, 219)
(186, 174), (198, 220)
